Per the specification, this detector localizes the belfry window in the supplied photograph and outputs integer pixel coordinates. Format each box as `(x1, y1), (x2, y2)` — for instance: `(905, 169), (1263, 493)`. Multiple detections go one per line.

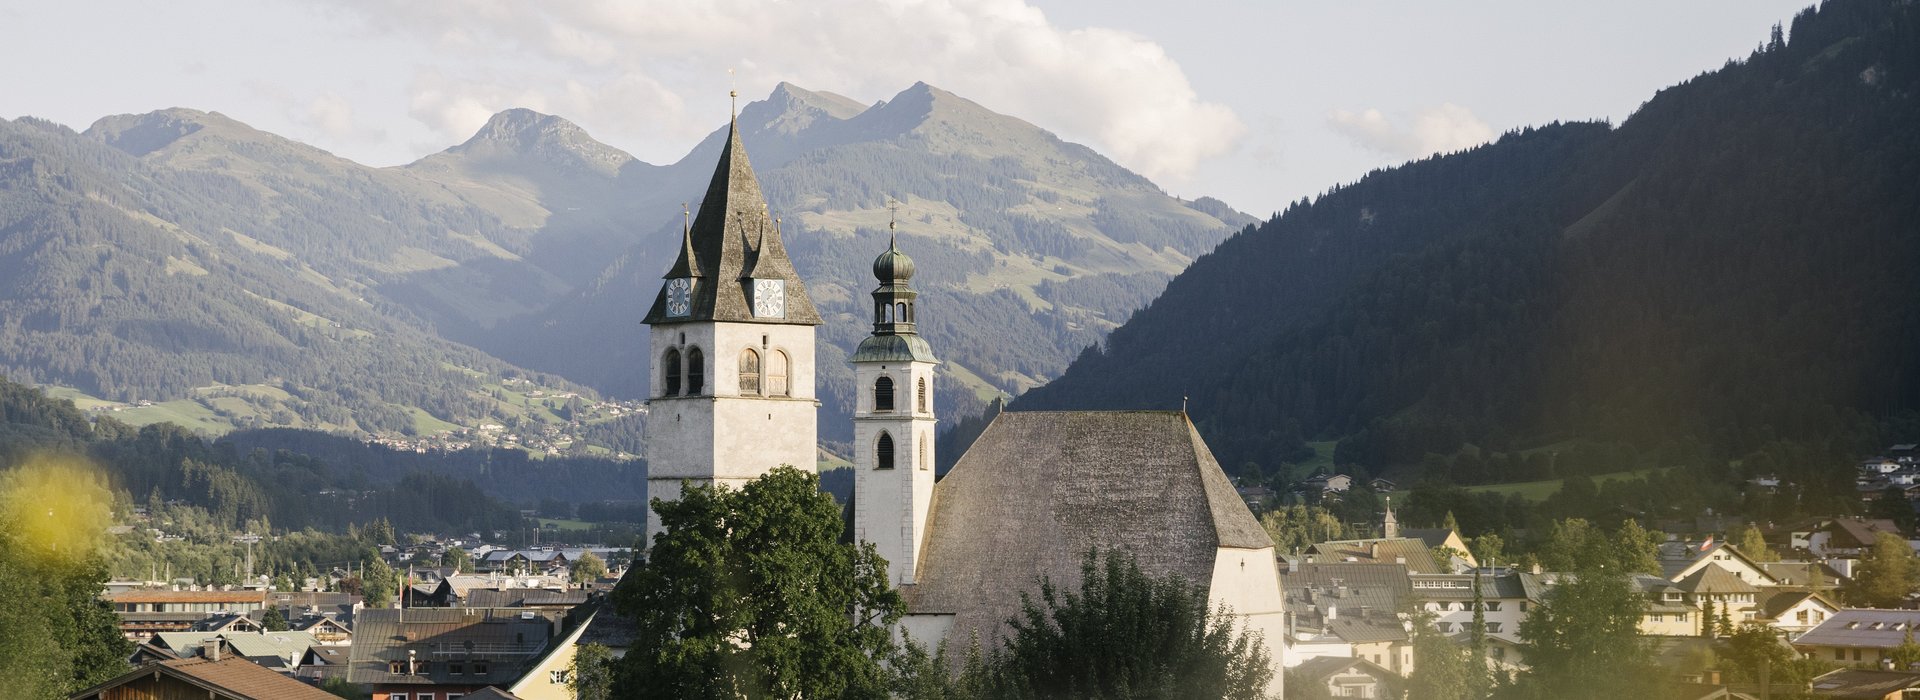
(663, 348), (682, 396)
(917, 378), (927, 413)
(897, 302), (908, 322)
(739, 348), (762, 395)
(686, 347), (705, 394)
(874, 376), (895, 411)
(768, 350), (790, 397)
(877, 432), (895, 470)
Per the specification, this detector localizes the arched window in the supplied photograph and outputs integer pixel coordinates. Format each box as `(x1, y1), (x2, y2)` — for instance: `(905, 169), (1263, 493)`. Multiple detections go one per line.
(767, 350), (790, 397)
(919, 441), (928, 471)
(917, 377), (927, 413)
(686, 347), (705, 394)
(874, 376), (894, 411)
(877, 432), (895, 470)
(663, 348), (682, 396)
(897, 302), (907, 322)
(739, 348), (761, 395)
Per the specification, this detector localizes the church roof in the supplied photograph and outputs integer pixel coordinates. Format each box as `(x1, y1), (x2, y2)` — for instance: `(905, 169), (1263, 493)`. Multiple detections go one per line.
(643, 118), (820, 326)
(905, 411), (1272, 649)
(851, 333), (938, 363)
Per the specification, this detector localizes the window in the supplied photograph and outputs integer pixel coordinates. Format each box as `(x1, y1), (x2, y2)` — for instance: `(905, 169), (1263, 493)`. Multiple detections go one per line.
(449, 662), (464, 675)
(1485, 623), (1502, 633)
(392, 695), (409, 700)
(1836, 649), (1846, 660)
(1486, 602), (1501, 611)
(663, 348), (681, 396)
(1678, 613), (1689, 622)
(877, 432), (895, 470)
(874, 376), (895, 411)
(686, 348), (705, 394)
(551, 670), (572, 684)
(920, 441), (928, 471)
(767, 350), (790, 397)
(417, 694), (435, 700)
(1437, 622), (1453, 633)
(897, 302), (908, 322)
(917, 377), (927, 412)
(739, 348), (761, 395)
(1651, 614), (1664, 622)
(389, 662), (404, 674)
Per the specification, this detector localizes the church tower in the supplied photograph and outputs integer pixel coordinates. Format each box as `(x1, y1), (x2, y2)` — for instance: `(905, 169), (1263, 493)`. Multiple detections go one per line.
(852, 220), (939, 586)
(641, 106), (822, 545)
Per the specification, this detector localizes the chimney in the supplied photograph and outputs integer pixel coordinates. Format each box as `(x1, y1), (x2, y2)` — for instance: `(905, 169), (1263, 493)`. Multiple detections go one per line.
(1326, 605), (1338, 620)
(202, 640), (221, 662)
(407, 649), (418, 675)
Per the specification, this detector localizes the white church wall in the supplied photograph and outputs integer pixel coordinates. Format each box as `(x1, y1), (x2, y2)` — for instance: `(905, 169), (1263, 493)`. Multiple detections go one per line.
(1207, 546), (1288, 697)
(899, 613), (955, 655)
(852, 359), (938, 585)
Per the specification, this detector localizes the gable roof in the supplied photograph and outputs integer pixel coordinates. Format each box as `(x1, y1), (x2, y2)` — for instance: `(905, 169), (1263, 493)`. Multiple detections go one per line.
(643, 118), (820, 326)
(1328, 617), (1410, 643)
(1675, 564), (1760, 595)
(1658, 541), (1775, 583)
(1830, 518), (1904, 548)
(1292, 655), (1398, 683)
(345, 608), (562, 686)
(1760, 561), (1848, 588)
(1285, 563), (1413, 617)
(1307, 538), (1443, 573)
(1759, 590), (1838, 620)
(906, 411), (1272, 650)
(71, 657), (339, 700)
(1794, 609), (1920, 649)
(1810, 669), (1920, 699)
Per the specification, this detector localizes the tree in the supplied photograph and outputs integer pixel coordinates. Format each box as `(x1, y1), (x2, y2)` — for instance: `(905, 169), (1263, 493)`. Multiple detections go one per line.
(359, 553), (396, 608)
(1513, 563), (1658, 699)
(1723, 623), (1833, 690)
(261, 607), (289, 632)
(1611, 520), (1661, 575)
(1845, 532), (1918, 608)
(1472, 533), (1505, 567)
(1735, 523), (1779, 562)
(613, 467), (901, 699)
(1892, 629), (1920, 671)
(320, 676), (368, 700)
(1407, 621), (1471, 700)
(1259, 505), (1346, 552)
(0, 456), (133, 699)
(977, 549), (1272, 700)
(568, 643), (614, 700)
(569, 551), (608, 584)
(441, 547), (471, 573)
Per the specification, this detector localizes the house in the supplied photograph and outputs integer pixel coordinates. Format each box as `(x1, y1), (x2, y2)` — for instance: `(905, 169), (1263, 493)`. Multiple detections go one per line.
(152, 631), (320, 672)
(1403, 527), (1479, 569)
(465, 589), (589, 610)
(1369, 478), (1397, 493)
(1809, 669), (1920, 699)
(1810, 518), (1905, 558)
(1282, 563), (1415, 672)
(69, 655), (339, 700)
(1658, 540), (1779, 589)
(1410, 572), (1549, 652)
(1305, 538), (1444, 573)
(1760, 560), (1849, 591)
(1635, 575), (1702, 636)
(505, 609), (601, 700)
(1304, 473), (1355, 495)
(1793, 609), (1920, 665)
(295, 615), (354, 644)
(1756, 590), (1840, 634)
(346, 607), (567, 700)
(107, 589), (267, 635)
(1289, 655), (1400, 698)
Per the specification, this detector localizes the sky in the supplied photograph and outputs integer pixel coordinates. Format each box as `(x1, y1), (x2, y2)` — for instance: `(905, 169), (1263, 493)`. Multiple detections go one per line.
(0, 0), (1813, 217)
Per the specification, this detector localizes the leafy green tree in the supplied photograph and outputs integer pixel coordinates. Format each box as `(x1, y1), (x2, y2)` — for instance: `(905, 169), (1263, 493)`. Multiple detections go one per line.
(569, 551), (608, 584)
(1611, 520), (1661, 575)
(1258, 505), (1347, 552)
(1407, 621), (1471, 700)
(977, 549), (1272, 700)
(613, 467), (901, 699)
(261, 607), (289, 632)
(1735, 523), (1779, 562)
(1845, 532), (1918, 608)
(1892, 629), (1920, 671)
(568, 643), (614, 700)
(0, 457), (133, 699)
(359, 553), (397, 608)
(1723, 623), (1833, 690)
(1472, 533), (1505, 566)
(1513, 563), (1658, 699)
(441, 547), (471, 573)
(320, 676), (368, 699)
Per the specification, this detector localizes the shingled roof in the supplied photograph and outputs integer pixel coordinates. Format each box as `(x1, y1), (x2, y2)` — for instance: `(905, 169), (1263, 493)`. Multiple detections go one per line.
(642, 117), (820, 326)
(345, 608), (562, 686)
(72, 657), (339, 700)
(905, 411), (1271, 650)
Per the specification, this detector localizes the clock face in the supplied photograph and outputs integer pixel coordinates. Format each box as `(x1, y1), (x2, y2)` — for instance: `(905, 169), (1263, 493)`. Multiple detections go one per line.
(753, 279), (786, 318)
(665, 278), (691, 317)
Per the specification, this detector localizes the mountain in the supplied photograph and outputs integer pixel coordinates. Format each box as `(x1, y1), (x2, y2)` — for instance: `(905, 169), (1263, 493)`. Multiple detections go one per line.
(414, 82), (1248, 446)
(0, 83), (1245, 453)
(1017, 0), (1920, 480)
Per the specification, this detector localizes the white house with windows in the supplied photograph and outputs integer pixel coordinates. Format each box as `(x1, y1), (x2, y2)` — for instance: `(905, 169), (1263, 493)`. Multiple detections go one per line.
(1410, 572), (1552, 666)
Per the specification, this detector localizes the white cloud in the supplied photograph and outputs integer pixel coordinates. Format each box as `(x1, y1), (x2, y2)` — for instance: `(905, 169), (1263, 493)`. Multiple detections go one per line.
(1328, 103), (1494, 159)
(305, 93), (387, 145)
(310, 0), (1242, 183)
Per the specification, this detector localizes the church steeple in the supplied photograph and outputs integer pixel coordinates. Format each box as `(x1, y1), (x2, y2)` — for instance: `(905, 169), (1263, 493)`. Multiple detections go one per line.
(852, 211), (940, 586)
(644, 118), (820, 325)
(1383, 498), (1400, 539)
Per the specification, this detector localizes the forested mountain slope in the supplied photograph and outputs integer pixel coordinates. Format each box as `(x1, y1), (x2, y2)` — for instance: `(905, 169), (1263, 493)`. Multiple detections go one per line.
(1019, 0), (1920, 479)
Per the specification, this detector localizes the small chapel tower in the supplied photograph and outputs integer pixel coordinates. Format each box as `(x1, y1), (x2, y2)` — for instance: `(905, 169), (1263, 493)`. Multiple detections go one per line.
(640, 104), (822, 545)
(852, 218), (940, 586)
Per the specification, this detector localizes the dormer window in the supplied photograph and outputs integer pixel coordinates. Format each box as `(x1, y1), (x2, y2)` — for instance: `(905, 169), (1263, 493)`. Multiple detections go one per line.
(874, 376), (895, 412)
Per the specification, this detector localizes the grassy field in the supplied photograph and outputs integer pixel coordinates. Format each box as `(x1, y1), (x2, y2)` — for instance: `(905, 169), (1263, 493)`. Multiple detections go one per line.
(535, 518), (594, 531)
(1286, 441), (1340, 480)
(1463, 469), (1657, 501)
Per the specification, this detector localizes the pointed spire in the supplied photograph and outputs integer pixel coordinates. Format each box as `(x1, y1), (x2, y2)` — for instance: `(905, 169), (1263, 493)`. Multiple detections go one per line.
(665, 202), (701, 279)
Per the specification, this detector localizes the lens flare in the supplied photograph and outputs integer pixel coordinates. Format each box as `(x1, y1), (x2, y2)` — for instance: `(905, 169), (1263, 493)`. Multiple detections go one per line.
(0, 454), (113, 562)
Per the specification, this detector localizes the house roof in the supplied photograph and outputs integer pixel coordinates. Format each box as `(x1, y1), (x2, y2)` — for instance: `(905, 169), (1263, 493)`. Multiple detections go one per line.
(464, 688), (528, 700)
(1809, 669), (1920, 698)
(1759, 590), (1838, 620)
(1794, 609), (1920, 649)
(465, 588), (589, 608)
(1285, 563), (1414, 617)
(905, 411), (1272, 651)
(107, 590), (266, 604)
(345, 608), (563, 686)
(1292, 655), (1398, 683)
(1329, 617), (1410, 643)
(1308, 538), (1443, 573)
(1760, 561), (1848, 588)
(1408, 572), (1532, 600)
(152, 631), (318, 663)
(71, 657), (339, 700)
(1675, 564), (1760, 595)
(1830, 518), (1904, 548)
(1402, 528), (1460, 550)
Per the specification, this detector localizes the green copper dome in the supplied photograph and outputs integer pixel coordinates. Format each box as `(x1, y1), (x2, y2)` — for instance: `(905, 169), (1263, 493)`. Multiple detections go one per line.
(873, 241), (915, 283)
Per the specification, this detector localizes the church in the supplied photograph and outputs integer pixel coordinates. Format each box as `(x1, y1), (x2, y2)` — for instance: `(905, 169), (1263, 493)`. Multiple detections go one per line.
(641, 106), (1285, 695)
